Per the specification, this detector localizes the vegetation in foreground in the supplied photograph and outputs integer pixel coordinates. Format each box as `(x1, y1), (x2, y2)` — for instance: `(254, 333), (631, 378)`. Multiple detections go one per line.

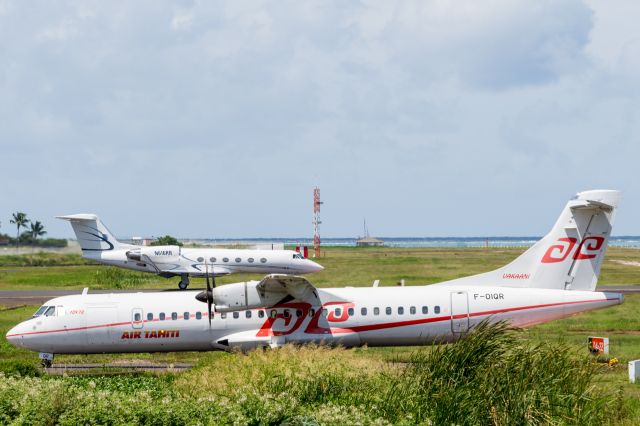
(0, 322), (628, 425)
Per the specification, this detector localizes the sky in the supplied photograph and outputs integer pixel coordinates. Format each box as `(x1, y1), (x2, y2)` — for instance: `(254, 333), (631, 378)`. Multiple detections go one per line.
(1, 0), (639, 239)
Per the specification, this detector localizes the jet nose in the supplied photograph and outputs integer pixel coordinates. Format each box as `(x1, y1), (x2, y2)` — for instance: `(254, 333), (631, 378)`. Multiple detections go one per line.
(308, 260), (324, 272)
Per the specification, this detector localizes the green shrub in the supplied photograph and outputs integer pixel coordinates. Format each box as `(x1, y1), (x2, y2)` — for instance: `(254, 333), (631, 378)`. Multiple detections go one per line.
(0, 360), (41, 377)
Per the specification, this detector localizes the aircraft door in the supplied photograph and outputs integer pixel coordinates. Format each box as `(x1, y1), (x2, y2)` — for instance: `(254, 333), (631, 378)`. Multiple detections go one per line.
(132, 308), (144, 329)
(450, 291), (469, 334)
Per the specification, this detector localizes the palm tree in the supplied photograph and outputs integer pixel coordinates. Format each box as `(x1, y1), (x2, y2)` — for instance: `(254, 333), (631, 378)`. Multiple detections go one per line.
(10, 212), (29, 253)
(30, 221), (46, 243)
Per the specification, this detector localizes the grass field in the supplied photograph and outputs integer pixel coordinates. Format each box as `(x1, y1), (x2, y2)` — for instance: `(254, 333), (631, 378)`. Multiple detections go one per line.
(2, 246), (640, 290)
(1, 247), (640, 424)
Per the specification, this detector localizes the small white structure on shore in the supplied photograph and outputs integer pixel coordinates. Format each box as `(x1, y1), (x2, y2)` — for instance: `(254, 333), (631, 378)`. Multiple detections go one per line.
(356, 219), (384, 247)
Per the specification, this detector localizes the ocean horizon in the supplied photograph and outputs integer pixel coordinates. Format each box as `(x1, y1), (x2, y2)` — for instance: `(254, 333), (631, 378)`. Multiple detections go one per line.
(175, 236), (640, 249)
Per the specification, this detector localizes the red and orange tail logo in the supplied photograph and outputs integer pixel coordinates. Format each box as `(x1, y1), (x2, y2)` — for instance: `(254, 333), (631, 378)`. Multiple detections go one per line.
(541, 236), (605, 263)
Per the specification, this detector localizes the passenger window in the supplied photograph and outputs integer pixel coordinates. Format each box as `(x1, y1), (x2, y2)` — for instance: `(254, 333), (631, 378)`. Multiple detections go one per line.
(235, 257), (241, 263)
(322, 308), (328, 317)
(196, 312), (202, 320)
(248, 258), (254, 263)
(374, 307), (380, 316)
(435, 306), (440, 314)
(270, 309), (277, 318)
(44, 306), (56, 317)
(233, 312), (239, 319)
(221, 312), (227, 319)
(246, 311), (252, 319)
(184, 312), (190, 320)
(361, 307), (367, 316)
(160, 312), (166, 320)
(258, 310), (265, 318)
(410, 306), (416, 315)
(422, 306), (428, 314)
(134, 313), (141, 322)
(398, 307), (404, 315)
(385, 307), (391, 315)
(284, 309), (291, 318)
(260, 258), (267, 263)
(308, 308), (316, 317)
(223, 257), (229, 262)
(335, 308), (342, 317)
(210, 257), (216, 263)
(147, 313), (153, 321)
(197, 257), (204, 262)
(171, 312), (178, 321)
(296, 309), (303, 318)
(348, 307), (354, 316)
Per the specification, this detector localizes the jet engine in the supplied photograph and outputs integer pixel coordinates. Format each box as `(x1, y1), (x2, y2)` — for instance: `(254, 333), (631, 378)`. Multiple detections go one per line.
(126, 246), (181, 264)
(206, 281), (284, 312)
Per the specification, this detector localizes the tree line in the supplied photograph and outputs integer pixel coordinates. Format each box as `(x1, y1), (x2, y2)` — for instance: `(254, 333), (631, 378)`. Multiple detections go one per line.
(0, 212), (67, 249)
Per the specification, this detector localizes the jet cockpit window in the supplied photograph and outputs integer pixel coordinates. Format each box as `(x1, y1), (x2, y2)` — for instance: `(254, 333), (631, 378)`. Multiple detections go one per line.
(33, 306), (49, 317)
(44, 306), (56, 317)
(293, 253), (304, 259)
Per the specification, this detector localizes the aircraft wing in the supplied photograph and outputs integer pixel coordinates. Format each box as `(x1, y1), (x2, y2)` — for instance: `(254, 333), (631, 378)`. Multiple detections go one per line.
(256, 274), (320, 304)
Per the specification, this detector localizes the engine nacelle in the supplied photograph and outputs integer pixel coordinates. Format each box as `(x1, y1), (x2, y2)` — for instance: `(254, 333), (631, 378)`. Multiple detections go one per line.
(126, 245), (181, 264)
(212, 281), (283, 312)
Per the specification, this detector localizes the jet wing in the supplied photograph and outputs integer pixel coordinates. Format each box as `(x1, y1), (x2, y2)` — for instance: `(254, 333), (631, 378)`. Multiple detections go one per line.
(256, 274), (320, 305)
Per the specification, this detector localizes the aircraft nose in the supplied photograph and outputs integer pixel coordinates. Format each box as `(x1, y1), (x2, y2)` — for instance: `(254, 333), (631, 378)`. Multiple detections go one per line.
(6, 325), (23, 348)
(308, 260), (324, 272)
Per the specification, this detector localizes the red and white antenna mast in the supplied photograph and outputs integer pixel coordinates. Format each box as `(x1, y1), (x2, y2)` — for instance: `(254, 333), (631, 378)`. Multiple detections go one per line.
(313, 186), (322, 258)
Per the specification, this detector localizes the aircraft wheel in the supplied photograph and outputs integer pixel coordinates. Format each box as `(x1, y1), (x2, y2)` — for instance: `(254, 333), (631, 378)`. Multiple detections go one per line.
(178, 280), (189, 290)
(41, 359), (52, 368)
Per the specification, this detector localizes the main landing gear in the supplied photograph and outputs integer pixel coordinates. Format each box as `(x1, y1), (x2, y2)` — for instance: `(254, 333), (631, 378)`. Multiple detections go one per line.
(178, 274), (190, 290)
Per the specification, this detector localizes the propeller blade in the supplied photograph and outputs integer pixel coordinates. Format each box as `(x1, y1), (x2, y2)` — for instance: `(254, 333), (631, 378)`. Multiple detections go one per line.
(205, 260), (212, 327)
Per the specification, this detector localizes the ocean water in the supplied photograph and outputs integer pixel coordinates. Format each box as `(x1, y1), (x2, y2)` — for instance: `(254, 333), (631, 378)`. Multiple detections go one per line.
(189, 236), (640, 249)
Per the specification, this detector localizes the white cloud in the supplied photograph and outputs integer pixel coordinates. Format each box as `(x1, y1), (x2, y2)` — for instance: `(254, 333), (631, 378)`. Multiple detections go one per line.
(0, 1), (639, 237)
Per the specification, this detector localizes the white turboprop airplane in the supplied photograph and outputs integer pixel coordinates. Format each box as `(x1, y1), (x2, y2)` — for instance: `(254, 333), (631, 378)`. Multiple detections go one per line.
(8, 190), (623, 366)
(57, 214), (323, 289)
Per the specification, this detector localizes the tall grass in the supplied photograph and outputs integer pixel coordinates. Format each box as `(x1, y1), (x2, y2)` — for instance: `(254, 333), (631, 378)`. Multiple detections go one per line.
(0, 323), (627, 424)
(92, 267), (155, 289)
(383, 321), (617, 425)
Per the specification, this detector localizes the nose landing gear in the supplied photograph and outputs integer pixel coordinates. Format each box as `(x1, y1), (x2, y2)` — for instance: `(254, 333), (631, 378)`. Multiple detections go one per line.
(178, 275), (190, 290)
(39, 352), (54, 368)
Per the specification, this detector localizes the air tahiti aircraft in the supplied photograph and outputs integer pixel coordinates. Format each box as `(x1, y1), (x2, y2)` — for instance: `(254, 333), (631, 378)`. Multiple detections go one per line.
(8, 190), (623, 367)
(57, 214), (323, 289)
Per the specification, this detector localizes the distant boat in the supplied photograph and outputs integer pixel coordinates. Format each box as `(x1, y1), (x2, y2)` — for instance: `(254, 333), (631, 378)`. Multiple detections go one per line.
(356, 219), (384, 247)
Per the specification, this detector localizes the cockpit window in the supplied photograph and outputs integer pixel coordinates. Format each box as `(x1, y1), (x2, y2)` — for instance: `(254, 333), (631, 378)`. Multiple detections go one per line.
(33, 306), (48, 317)
(293, 253), (304, 259)
(44, 306), (56, 317)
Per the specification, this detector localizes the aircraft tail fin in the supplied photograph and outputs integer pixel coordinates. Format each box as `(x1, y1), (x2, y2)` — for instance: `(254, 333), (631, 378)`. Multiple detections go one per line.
(57, 214), (131, 255)
(440, 190), (620, 291)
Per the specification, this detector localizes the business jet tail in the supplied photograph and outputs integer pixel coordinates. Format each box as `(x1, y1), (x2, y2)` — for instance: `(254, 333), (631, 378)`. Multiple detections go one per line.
(438, 190), (620, 291)
(57, 214), (133, 254)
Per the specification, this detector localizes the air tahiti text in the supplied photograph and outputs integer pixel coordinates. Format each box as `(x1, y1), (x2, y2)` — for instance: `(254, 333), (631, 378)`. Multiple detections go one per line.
(121, 330), (180, 339)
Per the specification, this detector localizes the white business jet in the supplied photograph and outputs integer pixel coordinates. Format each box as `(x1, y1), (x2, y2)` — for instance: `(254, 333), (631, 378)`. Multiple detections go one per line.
(8, 190), (623, 367)
(57, 214), (323, 289)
